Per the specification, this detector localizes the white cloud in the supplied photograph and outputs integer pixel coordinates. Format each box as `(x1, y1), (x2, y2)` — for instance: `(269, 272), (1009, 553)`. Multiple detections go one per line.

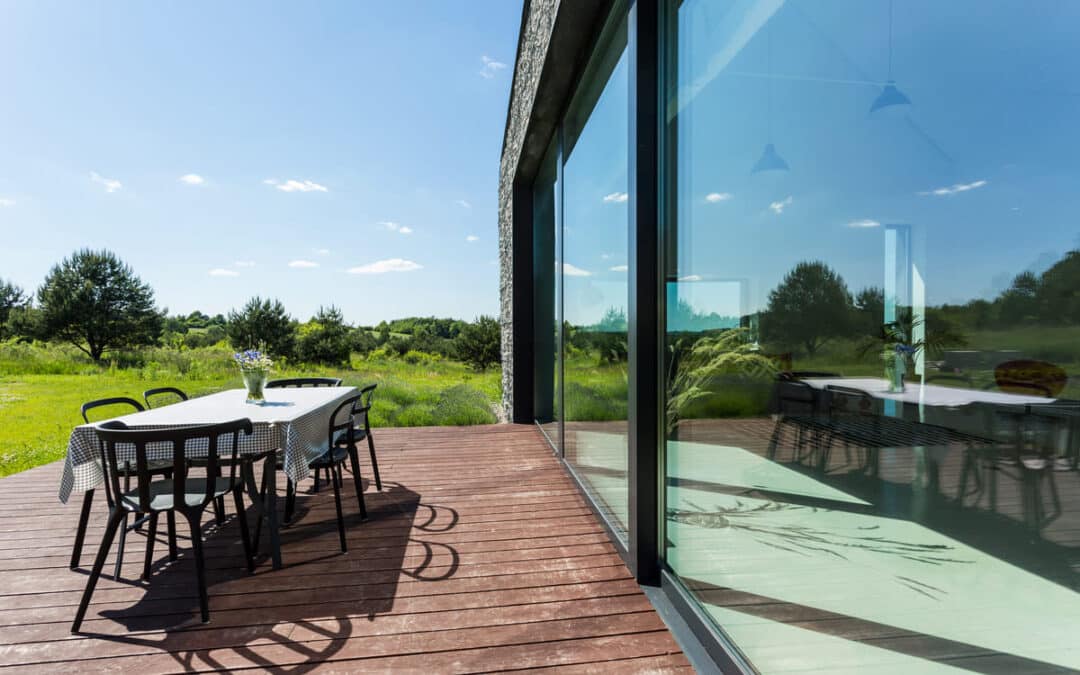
(769, 196), (793, 214)
(479, 55), (508, 79)
(610, 265), (629, 272)
(380, 221), (413, 235)
(847, 219), (881, 228)
(348, 258), (423, 275)
(456, 199), (472, 208)
(918, 179), (988, 197)
(179, 174), (205, 186)
(705, 192), (733, 203)
(209, 268), (239, 277)
(288, 260), (320, 268)
(679, 274), (703, 282)
(466, 235), (480, 242)
(603, 191), (629, 203)
(234, 260), (256, 268)
(264, 178), (328, 193)
(90, 171), (122, 193)
(0, 198), (14, 207)
(600, 253), (613, 260)
(314, 248), (330, 256)
(562, 263), (592, 277)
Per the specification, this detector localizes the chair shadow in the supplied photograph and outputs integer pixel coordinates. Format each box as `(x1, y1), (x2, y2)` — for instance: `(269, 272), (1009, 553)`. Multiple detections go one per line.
(80, 473), (460, 672)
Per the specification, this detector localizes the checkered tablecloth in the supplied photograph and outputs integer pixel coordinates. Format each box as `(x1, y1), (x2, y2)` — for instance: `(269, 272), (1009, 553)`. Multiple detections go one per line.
(59, 387), (357, 503)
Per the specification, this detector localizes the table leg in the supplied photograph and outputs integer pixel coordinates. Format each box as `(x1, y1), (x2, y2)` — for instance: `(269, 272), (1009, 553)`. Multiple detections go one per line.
(262, 453), (283, 570)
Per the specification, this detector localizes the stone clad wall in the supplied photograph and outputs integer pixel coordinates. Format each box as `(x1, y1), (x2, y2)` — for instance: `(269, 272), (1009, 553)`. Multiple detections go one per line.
(499, 0), (559, 420)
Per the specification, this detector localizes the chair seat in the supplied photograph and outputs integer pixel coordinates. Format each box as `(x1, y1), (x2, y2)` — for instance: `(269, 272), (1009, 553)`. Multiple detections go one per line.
(121, 477), (234, 511)
(310, 446), (350, 468)
(332, 427), (367, 447)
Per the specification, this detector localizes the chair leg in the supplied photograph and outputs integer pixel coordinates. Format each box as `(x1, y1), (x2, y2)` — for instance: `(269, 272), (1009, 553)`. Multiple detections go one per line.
(347, 447), (368, 519)
(366, 432), (382, 491)
(233, 487), (255, 573)
(142, 512), (159, 581)
(71, 508), (125, 633)
(70, 489), (96, 569)
(166, 511), (178, 561)
(212, 465), (226, 526)
(114, 513), (129, 580)
(284, 479), (296, 524)
(185, 511), (210, 623)
(330, 464), (347, 553)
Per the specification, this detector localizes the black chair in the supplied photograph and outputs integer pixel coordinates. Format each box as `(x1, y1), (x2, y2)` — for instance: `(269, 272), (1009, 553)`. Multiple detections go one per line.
(767, 378), (826, 463)
(346, 384), (381, 491)
(143, 386), (188, 409)
(278, 393), (370, 551)
(266, 377), (343, 388)
(71, 398), (177, 578)
(72, 418), (255, 633)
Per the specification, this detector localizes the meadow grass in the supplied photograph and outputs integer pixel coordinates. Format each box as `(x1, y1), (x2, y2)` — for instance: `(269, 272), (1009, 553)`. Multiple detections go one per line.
(0, 342), (500, 478)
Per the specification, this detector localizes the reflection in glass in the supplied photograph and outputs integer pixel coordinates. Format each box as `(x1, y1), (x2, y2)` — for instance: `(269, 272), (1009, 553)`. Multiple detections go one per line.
(562, 10), (630, 539)
(663, 0), (1080, 671)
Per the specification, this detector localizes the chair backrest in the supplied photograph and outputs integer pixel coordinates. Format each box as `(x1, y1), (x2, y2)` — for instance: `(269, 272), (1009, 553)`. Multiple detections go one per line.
(353, 384), (377, 430)
(143, 387), (189, 409)
(94, 418), (252, 513)
(330, 392), (366, 448)
(825, 384), (878, 417)
(266, 377), (343, 388)
(774, 378), (816, 416)
(81, 397), (143, 424)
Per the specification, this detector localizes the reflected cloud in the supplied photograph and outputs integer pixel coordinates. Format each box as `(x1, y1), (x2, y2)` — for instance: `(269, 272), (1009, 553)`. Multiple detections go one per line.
(563, 263), (593, 277)
(847, 219), (881, 228)
(706, 192), (733, 203)
(769, 196), (793, 214)
(603, 191), (629, 203)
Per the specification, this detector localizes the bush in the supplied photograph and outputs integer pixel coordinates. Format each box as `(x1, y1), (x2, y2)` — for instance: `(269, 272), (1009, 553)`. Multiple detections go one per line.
(227, 297), (296, 359)
(455, 316), (500, 371)
(403, 350), (440, 365)
(295, 306), (352, 365)
(431, 384), (497, 425)
(395, 404), (436, 426)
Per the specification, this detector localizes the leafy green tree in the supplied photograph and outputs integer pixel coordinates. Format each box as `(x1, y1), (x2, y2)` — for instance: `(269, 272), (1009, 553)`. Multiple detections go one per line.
(0, 278), (28, 339)
(761, 261), (853, 356)
(1033, 250), (1080, 323)
(296, 306), (353, 365)
(37, 249), (163, 361)
(226, 297), (296, 358)
(455, 315), (501, 371)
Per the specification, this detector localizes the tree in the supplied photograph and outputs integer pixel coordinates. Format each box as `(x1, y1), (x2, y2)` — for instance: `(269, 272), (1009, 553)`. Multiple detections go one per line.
(37, 250), (163, 361)
(761, 261), (853, 356)
(296, 306), (353, 365)
(455, 315), (501, 371)
(0, 278), (28, 339)
(226, 297), (296, 358)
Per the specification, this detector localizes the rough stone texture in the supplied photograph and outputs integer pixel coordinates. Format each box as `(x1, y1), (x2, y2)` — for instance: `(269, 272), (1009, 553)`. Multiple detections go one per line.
(499, 0), (559, 421)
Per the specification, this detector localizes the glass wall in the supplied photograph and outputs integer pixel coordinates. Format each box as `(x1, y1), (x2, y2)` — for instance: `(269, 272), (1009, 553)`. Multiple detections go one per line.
(662, 0), (1080, 672)
(562, 10), (630, 539)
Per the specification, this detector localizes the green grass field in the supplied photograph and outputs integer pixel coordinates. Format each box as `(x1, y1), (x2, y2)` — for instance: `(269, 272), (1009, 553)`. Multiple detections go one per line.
(0, 342), (501, 478)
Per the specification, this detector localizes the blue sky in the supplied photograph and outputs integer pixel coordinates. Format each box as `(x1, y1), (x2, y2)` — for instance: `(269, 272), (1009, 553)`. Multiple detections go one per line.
(0, 1), (521, 325)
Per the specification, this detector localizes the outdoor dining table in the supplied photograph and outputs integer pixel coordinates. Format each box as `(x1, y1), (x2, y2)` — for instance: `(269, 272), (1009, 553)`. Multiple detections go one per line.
(59, 386), (358, 569)
(800, 377), (1054, 408)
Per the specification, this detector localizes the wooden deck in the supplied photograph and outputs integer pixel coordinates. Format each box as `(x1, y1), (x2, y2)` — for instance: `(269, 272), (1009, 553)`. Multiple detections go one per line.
(0, 425), (690, 673)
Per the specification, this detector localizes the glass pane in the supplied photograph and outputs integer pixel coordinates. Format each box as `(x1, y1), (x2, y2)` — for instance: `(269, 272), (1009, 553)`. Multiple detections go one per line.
(562, 10), (630, 539)
(534, 137), (560, 450)
(663, 0), (1080, 672)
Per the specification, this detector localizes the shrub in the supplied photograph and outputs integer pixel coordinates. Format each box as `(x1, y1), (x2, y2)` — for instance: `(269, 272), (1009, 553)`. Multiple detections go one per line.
(403, 350), (440, 365)
(227, 297), (296, 359)
(431, 384), (497, 425)
(295, 306), (352, 365)
(395, 404), (436, 427)
(455, 316), (500, 371)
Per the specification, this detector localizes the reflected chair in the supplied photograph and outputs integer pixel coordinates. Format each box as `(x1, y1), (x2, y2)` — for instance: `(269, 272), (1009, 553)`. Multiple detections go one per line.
(71, 398), (177, 578)
(266, 377), (343, 388)
(143, 386), (188, 409)
(822, 385), (883, 473)
(72, 418), (255, 632)
(964, 404), (1065, 529)
(767, 378), (826, 464)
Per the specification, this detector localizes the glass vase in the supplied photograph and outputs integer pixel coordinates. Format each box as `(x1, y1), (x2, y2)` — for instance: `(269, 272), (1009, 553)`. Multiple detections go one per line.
(886, 354), (906, 393)
(243, 370), (268, 404)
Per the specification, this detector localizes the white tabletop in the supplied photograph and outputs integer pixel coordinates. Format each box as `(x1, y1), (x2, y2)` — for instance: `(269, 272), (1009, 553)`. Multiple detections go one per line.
(77, 387), (352, 429)
(801, 377), (1053, 407)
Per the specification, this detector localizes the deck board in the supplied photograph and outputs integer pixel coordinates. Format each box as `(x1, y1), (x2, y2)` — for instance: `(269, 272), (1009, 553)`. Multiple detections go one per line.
(0, 424), (688, 673)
